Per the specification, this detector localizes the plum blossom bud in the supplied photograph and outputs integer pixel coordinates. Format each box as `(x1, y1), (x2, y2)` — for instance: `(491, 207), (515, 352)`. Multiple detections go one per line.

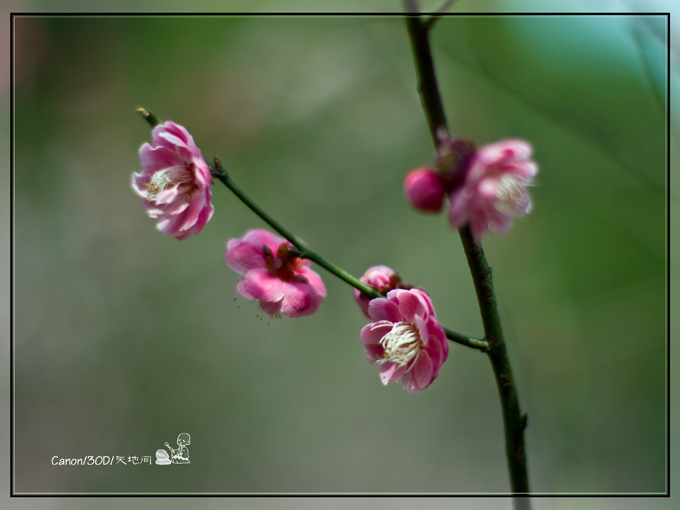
(448, 139), (538, 242)
(360, 289), (448, 393)
(226, 230), (326, 318)
(132, 121), (214, 240)
(404, 167), (446, 213)
(353, 265), (404, 318)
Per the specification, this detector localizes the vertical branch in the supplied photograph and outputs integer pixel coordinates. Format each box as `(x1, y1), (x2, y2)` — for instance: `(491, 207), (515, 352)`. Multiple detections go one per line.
(459, 226), (530, 500)
(405, 9), (530, 507)
(405, 11), (449, 146)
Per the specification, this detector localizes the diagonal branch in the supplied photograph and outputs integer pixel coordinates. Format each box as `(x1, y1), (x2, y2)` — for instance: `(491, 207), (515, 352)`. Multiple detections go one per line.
(210, 158), (489, 352)
(136, 108), (488, 352)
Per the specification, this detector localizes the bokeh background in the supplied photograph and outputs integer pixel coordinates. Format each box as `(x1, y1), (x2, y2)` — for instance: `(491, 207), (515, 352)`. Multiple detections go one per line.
(6, 1), (677, 509)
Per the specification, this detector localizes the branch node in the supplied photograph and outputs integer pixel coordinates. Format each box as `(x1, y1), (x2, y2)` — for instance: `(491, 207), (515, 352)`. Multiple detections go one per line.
(213, 157), (228, 178)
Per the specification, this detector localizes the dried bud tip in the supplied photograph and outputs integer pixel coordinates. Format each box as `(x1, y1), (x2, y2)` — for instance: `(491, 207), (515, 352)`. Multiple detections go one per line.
(212, 157), (227, 178)
(136, 107), (160, 127)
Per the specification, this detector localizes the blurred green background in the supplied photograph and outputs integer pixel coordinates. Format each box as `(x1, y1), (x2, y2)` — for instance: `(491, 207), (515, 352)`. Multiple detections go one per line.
(10, 3), (670, 507)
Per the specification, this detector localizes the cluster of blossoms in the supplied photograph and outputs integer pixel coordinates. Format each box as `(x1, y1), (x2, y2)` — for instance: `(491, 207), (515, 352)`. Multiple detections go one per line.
(404, 137), (538, 242)
(133, 121), (536, 393)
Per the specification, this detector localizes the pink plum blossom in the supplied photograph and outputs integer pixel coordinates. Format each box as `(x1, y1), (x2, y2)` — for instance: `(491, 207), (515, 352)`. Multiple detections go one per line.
(448, 139), (538, 242)
(132, 121), (214, 240)
(353, 265), (405, 318)
(360, 288), (448, 393)
(404, 167), (446, 213)
(226, 229), (326, 318)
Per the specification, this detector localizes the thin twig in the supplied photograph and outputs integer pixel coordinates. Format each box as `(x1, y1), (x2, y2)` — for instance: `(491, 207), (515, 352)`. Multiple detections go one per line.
(423, 0), (457, 30)
(210, 158), (488, 352)
(443, 327), (488, 351)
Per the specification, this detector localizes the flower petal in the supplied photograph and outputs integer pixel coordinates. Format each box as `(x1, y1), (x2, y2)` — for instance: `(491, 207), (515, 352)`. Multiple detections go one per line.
(378, 363), (408, 385)
(139, 144), (183, 174)
(243, 229), (283, 253)
(448, 187), (472, 228)
(280, 280), (318, 318)
(226, 238), (267, 274)
(404, 351), (434, 393)
(176, 193), (205, 232)
(360, 321), (393, 346)
(367, 297), (402, 323)
(192, 201), (214, 234)
(298, 267), (326, 298)
(259, 297), (283, 315)
(393, 289), (427, 324)
(236, 279), (256, 300)
(242, 268), (284, 303)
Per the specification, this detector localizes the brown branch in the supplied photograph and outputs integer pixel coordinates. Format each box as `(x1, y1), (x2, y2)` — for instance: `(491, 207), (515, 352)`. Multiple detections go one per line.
(405, 11), (531, 507)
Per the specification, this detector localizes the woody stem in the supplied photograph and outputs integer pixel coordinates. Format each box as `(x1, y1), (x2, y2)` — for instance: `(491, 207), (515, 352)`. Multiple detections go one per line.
(405, 2), (530, 507)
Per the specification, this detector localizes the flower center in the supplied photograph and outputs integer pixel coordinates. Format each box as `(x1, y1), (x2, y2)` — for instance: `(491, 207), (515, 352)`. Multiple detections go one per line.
(144, 165), (196, 202)
(375, 322), (421, 368)
(494, 175), (529, 214)
(263, 242), (307, 283)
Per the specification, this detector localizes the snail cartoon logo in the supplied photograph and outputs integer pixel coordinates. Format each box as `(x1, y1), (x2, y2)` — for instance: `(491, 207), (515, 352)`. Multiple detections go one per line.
(155, 449), (171, 465)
